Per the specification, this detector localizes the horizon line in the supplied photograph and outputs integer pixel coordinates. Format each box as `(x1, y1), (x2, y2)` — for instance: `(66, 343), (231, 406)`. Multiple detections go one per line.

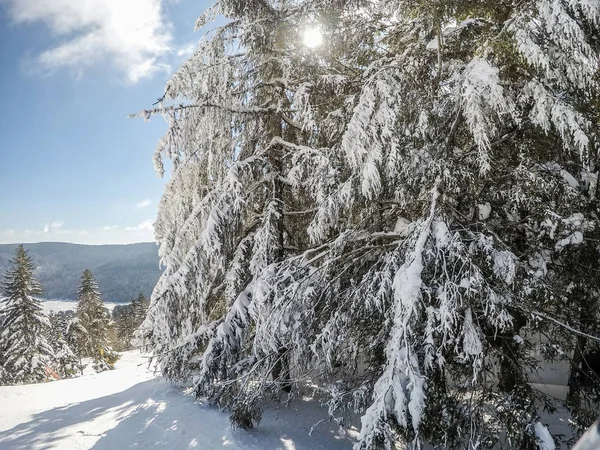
(0, 241), (157, 247)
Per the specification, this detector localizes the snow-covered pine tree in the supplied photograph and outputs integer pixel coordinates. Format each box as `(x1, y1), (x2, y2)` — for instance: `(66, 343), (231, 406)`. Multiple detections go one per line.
(131, 293), (149, 329)
(0, 245), (54, 385)
(133, 0), (374, 427)
(63, 313), (86, 374)
(114, 305), (134, 351)
(303, 1), (600, 448)
(47, 312), (81, 378)
(136, 0), (600, 448)
(115, 294), (149, 350)
(556, 216), (600, 438)
(75, 269), (118, 371)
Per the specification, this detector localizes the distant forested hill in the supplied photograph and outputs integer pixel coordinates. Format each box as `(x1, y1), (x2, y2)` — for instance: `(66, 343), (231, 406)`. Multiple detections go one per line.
(0, 242), (161, 302)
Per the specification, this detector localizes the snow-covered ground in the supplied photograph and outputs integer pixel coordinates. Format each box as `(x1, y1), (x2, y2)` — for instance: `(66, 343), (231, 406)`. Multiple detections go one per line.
(40, 299), (122, 314)
(0, 351), (357, 449)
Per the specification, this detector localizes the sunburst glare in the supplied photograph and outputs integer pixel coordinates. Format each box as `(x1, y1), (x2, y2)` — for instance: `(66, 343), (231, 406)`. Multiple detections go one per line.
(302, 26), (323, 48)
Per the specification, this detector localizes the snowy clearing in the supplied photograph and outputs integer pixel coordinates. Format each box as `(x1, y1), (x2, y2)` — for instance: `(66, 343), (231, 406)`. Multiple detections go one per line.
(40, 299), (122, 314)
(0, 351), (357, 449)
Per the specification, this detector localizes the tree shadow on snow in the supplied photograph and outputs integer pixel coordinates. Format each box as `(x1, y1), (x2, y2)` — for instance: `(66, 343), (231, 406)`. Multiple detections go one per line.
(0, 379), (356, 449)
(0, 380), (162, 450)
(89, 387), (358, 449)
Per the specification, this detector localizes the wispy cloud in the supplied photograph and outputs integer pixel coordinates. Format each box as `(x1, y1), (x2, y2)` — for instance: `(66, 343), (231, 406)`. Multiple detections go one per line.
(135, 198), (152, 209)
(125, 219), (154, 232)
(43, 220), (64, 233)
(2, 0), (173, 82)
(176, 42), (196, 57)
(102, 225), (118, 230)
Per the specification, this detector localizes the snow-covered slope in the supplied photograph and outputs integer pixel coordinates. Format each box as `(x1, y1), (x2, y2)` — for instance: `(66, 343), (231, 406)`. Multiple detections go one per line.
(0, 351), (357, 449)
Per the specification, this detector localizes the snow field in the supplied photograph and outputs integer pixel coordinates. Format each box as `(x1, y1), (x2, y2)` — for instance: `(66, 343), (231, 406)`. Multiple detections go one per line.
(0, 351), (358, 449)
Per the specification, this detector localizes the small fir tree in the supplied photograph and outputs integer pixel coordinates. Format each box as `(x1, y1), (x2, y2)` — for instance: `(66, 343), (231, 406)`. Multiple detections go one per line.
(0, 245), (53, 385)
(47, 312), (81, 378)
(113, 305), (133, 351)
(115, 293), (149, 351)
(75, 269), (118, 371)
(131, 293), (149, 329)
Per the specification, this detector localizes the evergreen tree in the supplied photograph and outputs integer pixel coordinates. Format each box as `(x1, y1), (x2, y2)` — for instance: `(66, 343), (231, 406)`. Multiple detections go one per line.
(113, 305), (133, 351)
(131, 293), (149, 328)
(0, 245), (54, 385)
(47, 312), (81, 378)
(75, 269), (118, 371)
(64, 313), (86, 374)
(135, 0), (600, 448)
(133, 0), (365, 414)
(114, 294), (149, 350)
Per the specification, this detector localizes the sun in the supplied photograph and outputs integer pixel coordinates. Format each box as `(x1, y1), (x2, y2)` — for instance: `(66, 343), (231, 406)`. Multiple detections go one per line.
(302, 27), (323, 48)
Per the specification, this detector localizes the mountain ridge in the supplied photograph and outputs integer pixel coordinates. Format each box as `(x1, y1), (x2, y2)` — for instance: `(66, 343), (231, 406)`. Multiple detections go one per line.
(0, 242), (162, 303)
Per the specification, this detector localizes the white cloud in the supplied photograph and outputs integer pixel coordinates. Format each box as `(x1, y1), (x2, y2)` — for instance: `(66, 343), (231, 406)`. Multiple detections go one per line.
(2, 0), (172, 82)
(136, 198), (152, 208)
(102, 225), (118, 230)
(176, 42), (196, 57)
(125, 219), (154, 232)
(44, 220), (64, 233)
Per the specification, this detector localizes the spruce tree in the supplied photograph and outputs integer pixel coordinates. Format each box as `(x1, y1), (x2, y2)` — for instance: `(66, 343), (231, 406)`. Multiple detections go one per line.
(113, 305), (133, 351)
(75, 269), (117, 370)
(63, 312), (86, 374)
(132, 0), (368, 423)
(0, 245), (53, 385)
(131, 293), (149, 328)
(135, 0), (600, 447)
(114, 294), (149, 350)
(47, 312), (81, 378)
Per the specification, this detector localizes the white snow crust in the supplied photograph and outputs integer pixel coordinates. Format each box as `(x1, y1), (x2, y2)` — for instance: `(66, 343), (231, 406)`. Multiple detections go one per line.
(0, 351), (358, 449)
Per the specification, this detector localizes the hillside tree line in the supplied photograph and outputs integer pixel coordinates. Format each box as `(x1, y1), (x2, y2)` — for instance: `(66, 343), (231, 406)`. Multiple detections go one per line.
(0, 245), (148, 384)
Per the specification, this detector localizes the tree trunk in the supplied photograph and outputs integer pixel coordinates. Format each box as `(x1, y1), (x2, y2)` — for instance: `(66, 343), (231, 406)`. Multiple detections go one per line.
(567, 335), (586, 410)
(498, 309), (527, 392)
(264, 42), (290, 393)
(272, 346), (292, 393)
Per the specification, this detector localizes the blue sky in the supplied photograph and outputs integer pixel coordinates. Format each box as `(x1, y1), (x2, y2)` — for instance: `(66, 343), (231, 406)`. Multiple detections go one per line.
(0, 0), (210, 245)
